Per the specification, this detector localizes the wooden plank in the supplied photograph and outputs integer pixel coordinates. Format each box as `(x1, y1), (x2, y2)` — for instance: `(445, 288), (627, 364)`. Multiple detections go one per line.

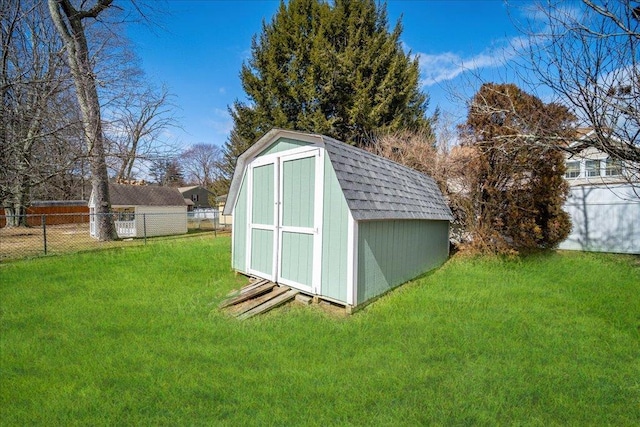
(218, 282), (276, 308)
(224, 278), (270, 298)
(226, 298), (258, 316)
(225, 289), (240, 298)
(294, 294), (312, 305)
(229, 286), (290, 316)
(237, 289), (299, 320)
(240, 279), (270, 294)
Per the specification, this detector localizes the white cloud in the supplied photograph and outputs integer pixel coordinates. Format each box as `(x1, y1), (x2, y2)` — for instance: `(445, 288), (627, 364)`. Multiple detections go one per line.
(417, 36), (527, 88)
(418, 50), (502, 86)
(204, 108), (233, 136)
(413, 0), (572, 89)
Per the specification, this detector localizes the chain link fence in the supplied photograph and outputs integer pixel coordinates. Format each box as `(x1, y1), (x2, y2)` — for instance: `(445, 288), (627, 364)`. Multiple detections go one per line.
(0, 211), (229, 262)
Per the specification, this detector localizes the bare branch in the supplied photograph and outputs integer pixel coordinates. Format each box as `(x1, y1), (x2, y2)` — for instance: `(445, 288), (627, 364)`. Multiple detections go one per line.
(509, 0), (640, 183)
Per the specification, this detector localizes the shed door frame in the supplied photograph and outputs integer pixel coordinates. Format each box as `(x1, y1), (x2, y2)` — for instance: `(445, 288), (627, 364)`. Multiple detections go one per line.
(245, 145), (324, 294)
(276, 149), (324, 294)
(246, 157), (278, 281)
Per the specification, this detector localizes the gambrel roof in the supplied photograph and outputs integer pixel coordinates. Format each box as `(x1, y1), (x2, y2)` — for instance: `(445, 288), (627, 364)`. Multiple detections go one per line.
(224, 129), (453, 221)
(322, 137), (452, 221)
(108, 183), (187, 206)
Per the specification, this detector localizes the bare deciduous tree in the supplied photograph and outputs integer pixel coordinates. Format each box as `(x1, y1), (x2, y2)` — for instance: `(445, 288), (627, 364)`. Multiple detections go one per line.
(106, 84), (180, 180)
(513, 0), (639, 179)
(367, 129), (473, 247)
(48, 0), (117, 240)
(1, 0), (84, 226)
(181, 143), (222, 189)
(367, 129), (443, 188)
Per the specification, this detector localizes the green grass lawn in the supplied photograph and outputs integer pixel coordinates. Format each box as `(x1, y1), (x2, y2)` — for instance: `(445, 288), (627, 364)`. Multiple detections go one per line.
(1, 236), (638, 425)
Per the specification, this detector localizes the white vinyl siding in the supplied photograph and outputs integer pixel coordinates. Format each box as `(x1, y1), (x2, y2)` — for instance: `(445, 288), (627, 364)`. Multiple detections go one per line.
(133, 206), (188, 238)
(560, 184), (640, 254)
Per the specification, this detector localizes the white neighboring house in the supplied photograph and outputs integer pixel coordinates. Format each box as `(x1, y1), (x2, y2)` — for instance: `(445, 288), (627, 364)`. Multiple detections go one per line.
(89, 183), (188, 239)
(560, 131), (640, 254)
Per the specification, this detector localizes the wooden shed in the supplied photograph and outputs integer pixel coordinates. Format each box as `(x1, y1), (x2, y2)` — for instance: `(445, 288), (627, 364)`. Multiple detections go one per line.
(89, 183), (188, 239)
(223, 129), (453, 309)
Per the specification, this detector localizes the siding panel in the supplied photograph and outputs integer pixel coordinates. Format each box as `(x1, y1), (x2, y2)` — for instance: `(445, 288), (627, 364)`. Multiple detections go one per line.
(252, 164), (274, 225)
(320, 155), (349, 301)
(357, 220), (449, 304)
(250, 228), (274, 276)
(282, 156), (315, 228)
(258, 137), (311, 156)
(560, 184), (640, 254)
(280, 231), (313, 286)
(232, 177), (248, 271)
(134, 206), (187, 238)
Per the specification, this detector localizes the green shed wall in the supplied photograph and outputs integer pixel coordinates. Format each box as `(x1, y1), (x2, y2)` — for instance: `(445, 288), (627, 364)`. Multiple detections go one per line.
(320, 155), (349, 302)
(357, 220), (449, 305)
(258, 137), (311, 156)
(232, 176), (248, 272)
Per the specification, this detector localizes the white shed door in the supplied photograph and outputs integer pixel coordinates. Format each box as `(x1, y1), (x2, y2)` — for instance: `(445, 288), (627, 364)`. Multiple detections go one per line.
(246, 148), (323, 293)
(247, 160), (277, 281)
(277, 151), (322, 293)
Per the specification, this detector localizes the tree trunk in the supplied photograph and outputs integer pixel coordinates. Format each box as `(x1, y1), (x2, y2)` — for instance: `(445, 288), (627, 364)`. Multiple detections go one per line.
(5, 133), (36, 228)
(48, 0), (116, 241)
(3, 205), (27, 228)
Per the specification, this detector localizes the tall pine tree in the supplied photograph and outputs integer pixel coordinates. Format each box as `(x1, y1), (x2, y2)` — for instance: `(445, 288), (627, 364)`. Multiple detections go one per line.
(220, 0), (431, 189)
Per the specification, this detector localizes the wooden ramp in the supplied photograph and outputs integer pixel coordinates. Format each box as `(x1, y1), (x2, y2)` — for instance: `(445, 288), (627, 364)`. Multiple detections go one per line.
(220, 278), (298, 320)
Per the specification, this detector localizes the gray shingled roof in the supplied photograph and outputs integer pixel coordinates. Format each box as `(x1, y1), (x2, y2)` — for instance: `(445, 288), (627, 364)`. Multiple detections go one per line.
(224, 129), (453, 222)
(109, 183), (187, 206)
(322, 137), (453, 221)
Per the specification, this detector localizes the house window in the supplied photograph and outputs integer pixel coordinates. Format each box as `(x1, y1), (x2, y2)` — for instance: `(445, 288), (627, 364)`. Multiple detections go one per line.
(565, 161), (580, 178)
(112, 207), (135, 221)
(604, 158), (623, 176)
(192, 194), (199, 202)
(585, 160), (600, 177)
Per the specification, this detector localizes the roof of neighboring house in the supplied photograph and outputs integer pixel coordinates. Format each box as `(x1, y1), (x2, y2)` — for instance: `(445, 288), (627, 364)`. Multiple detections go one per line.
(184, 198), (195, 206)
(225, 129), (453, 221)
(177, 185), (214, 195)
(215, 194), (227, 203)
(575, 127), (595, 139)
(108, 183), (187, 206)
(568, 128), (629, 152)
(177, 185), (199, 192)
(31, 200), (88, 207)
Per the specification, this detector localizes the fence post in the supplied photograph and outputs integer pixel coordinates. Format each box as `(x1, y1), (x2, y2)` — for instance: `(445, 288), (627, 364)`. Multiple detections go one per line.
(143, 213), (147, 244)
(41, 215), (47, 255)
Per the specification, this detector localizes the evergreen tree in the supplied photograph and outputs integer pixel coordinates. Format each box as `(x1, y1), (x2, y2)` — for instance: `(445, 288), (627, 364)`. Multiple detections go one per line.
(458, 83), (574, 254)
(220, 0), (431, 190)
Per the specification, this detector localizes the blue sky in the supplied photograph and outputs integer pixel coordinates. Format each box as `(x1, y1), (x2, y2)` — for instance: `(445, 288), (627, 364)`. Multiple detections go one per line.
(126, 0), (528, 149)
